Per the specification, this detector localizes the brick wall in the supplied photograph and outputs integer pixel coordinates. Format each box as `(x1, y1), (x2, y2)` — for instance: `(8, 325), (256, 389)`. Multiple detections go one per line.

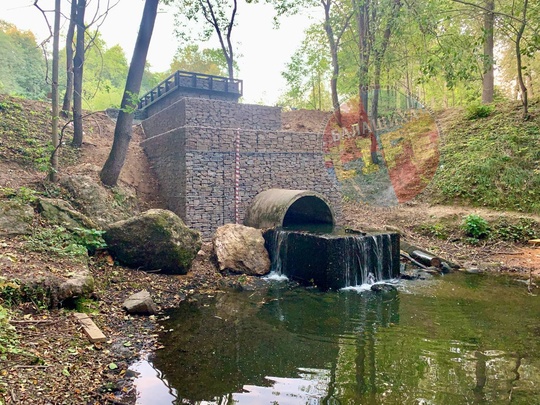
(141, 98), (342, 237)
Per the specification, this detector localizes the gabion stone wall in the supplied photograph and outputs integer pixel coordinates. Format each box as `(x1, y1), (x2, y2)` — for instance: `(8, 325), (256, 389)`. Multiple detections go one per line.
(144, 86), (242, 118)
(141, 97), (342, 238)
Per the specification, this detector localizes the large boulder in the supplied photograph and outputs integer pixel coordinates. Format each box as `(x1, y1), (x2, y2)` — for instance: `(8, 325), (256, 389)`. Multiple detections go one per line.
(37, 198), (98, 231)
(213, 224), (271, 276)
(104, 209), (201, 274)
(0, 200), (34, 236)
(60, 173), (138, 227)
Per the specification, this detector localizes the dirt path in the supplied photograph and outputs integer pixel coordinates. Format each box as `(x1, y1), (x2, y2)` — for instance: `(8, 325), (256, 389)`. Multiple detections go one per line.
(342, 201), (540, 275)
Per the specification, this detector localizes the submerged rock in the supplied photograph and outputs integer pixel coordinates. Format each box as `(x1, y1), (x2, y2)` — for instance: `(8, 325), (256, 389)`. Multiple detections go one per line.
(104, 209), (201, 274)
(213, 224), (271, 276)
(371, 283), (397, 293)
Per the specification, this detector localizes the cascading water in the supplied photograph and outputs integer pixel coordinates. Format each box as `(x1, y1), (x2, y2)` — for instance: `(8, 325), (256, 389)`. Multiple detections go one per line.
(264, 227), (400, 290)
(244, 189), (400, 290)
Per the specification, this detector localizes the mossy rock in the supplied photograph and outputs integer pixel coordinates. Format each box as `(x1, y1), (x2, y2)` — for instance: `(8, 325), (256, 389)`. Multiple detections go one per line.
(104, 209), (202, 274)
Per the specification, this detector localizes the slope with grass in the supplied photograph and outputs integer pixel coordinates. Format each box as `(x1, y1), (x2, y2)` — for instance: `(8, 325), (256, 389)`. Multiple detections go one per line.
(429, 99), (540, 214)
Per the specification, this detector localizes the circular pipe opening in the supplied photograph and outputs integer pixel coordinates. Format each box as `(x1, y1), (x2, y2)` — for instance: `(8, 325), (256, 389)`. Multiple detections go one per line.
(244, 189), (335, 230)
(282, 196), (334, 227)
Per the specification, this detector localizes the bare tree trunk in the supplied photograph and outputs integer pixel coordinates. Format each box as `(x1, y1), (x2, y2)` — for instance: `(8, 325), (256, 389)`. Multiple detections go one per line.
(203, 0), (237, 80)
(49, 0), (61, 182)
(61, 0), (77, 118)
(370, 0), (401, 127)
(322, 0), (352, 127)
(356, 0), (370, 113)
(72, 0), (86, 147)
(324, 6), (342, 125)
(482, 0), (494, 103)
(515, 0), (529, 119)
(100, 0), (159, 187)
(525, 72), (533, 98)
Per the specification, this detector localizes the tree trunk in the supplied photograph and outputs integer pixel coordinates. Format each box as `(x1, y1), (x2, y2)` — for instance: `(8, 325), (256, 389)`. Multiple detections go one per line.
(61, 0), (77, 118)
(100, 0), (159, 187)
(323, 0), (343, 126)
(356, 0), (370, 116)
(515, 0), (529, 119)
(71, 0), (86, 147)
(400, 240), (442, 268)
(49, 0), (61, 182)
(370, 0), (400, 128)
(482, 0), (494, 104)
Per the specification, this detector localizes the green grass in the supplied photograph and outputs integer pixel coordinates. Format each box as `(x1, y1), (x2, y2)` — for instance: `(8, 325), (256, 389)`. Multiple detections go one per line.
(0, 94), (79, 171)
(431, 99), (540, 214)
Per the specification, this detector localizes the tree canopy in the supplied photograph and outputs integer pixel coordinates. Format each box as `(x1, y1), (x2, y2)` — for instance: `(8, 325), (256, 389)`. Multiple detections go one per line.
(0, 21), (48, 99)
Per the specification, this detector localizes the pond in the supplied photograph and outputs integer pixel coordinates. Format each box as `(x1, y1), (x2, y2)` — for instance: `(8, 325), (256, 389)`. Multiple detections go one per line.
(131, 273), (540, 404)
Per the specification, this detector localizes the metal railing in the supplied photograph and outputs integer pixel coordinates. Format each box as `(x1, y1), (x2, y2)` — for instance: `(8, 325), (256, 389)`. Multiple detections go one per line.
(138, 70), (243, 109)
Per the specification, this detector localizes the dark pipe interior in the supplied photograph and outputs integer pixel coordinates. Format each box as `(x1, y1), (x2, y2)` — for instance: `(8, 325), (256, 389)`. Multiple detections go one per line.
(282, 196), (334, 227)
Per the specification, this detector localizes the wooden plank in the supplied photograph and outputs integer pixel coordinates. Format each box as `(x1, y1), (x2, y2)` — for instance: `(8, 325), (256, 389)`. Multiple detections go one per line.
(73, 313), (106, 343)
(528, 239), (540, 246)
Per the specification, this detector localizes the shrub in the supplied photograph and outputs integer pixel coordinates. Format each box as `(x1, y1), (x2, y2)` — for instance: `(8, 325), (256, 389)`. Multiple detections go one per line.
(465, 103), (494, 120)
(462, 214), (490, 239)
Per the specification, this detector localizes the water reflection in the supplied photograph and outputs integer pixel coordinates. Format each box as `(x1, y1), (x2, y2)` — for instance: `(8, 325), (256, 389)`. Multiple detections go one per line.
(138, 274), (540, 404)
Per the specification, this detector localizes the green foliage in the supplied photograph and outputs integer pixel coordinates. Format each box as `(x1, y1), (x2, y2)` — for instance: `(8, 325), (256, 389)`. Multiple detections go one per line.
(279, 25), (332, 110)
(431, 99), (540, 213)
(0, 186), (39, 204)
(0, 94), (54, 170)
(462, 214), (490, 239)
(82, 34), (129, 110)
(0, 302), (21, 360)
(25, 225), (106, 259)
(415, 223), (450, 240)
(0, 21), (48, 99)
(73, 297), (100, 314)
(0, 278), (49, 310)
(169, 45), (229, 77)
(492, 217), (539, 243)
(72, 227), (107, 253)
(465, 103), (495, 120)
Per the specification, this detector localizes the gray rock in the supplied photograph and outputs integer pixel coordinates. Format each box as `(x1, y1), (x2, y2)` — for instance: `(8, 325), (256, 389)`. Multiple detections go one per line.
(371, 283), (397, 293)
(122, 290), (158, 315)
(58, 270), (95, 301)
(60, 174), (138, 227)
(213, 223), (271, 276)
(104, 209), (201, 274)
(0, 200), (34, 236)
(110, 342), (135, 360)
(37, 197), (97, 230)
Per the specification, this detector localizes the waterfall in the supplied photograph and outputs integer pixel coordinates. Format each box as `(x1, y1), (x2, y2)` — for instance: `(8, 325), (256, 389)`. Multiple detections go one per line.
(264, 228), (400, 290)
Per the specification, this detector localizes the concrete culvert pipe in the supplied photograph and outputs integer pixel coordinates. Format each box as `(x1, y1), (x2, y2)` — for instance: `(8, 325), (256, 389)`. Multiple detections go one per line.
(244, 189), (335, 230)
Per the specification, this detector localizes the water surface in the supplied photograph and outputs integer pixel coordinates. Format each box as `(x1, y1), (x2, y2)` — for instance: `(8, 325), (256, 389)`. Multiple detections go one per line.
(135, 273), (540, 404)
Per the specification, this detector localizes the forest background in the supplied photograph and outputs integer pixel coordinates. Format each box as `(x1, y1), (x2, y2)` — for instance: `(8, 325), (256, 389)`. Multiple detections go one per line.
(1, 0), (539, 113)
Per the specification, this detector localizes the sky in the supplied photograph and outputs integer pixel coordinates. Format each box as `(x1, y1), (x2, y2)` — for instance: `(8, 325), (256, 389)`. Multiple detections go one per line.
(0, 0), (320, 105)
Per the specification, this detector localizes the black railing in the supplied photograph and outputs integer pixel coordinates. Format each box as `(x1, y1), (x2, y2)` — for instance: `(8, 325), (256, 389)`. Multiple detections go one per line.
(138, 70), (243, 109)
